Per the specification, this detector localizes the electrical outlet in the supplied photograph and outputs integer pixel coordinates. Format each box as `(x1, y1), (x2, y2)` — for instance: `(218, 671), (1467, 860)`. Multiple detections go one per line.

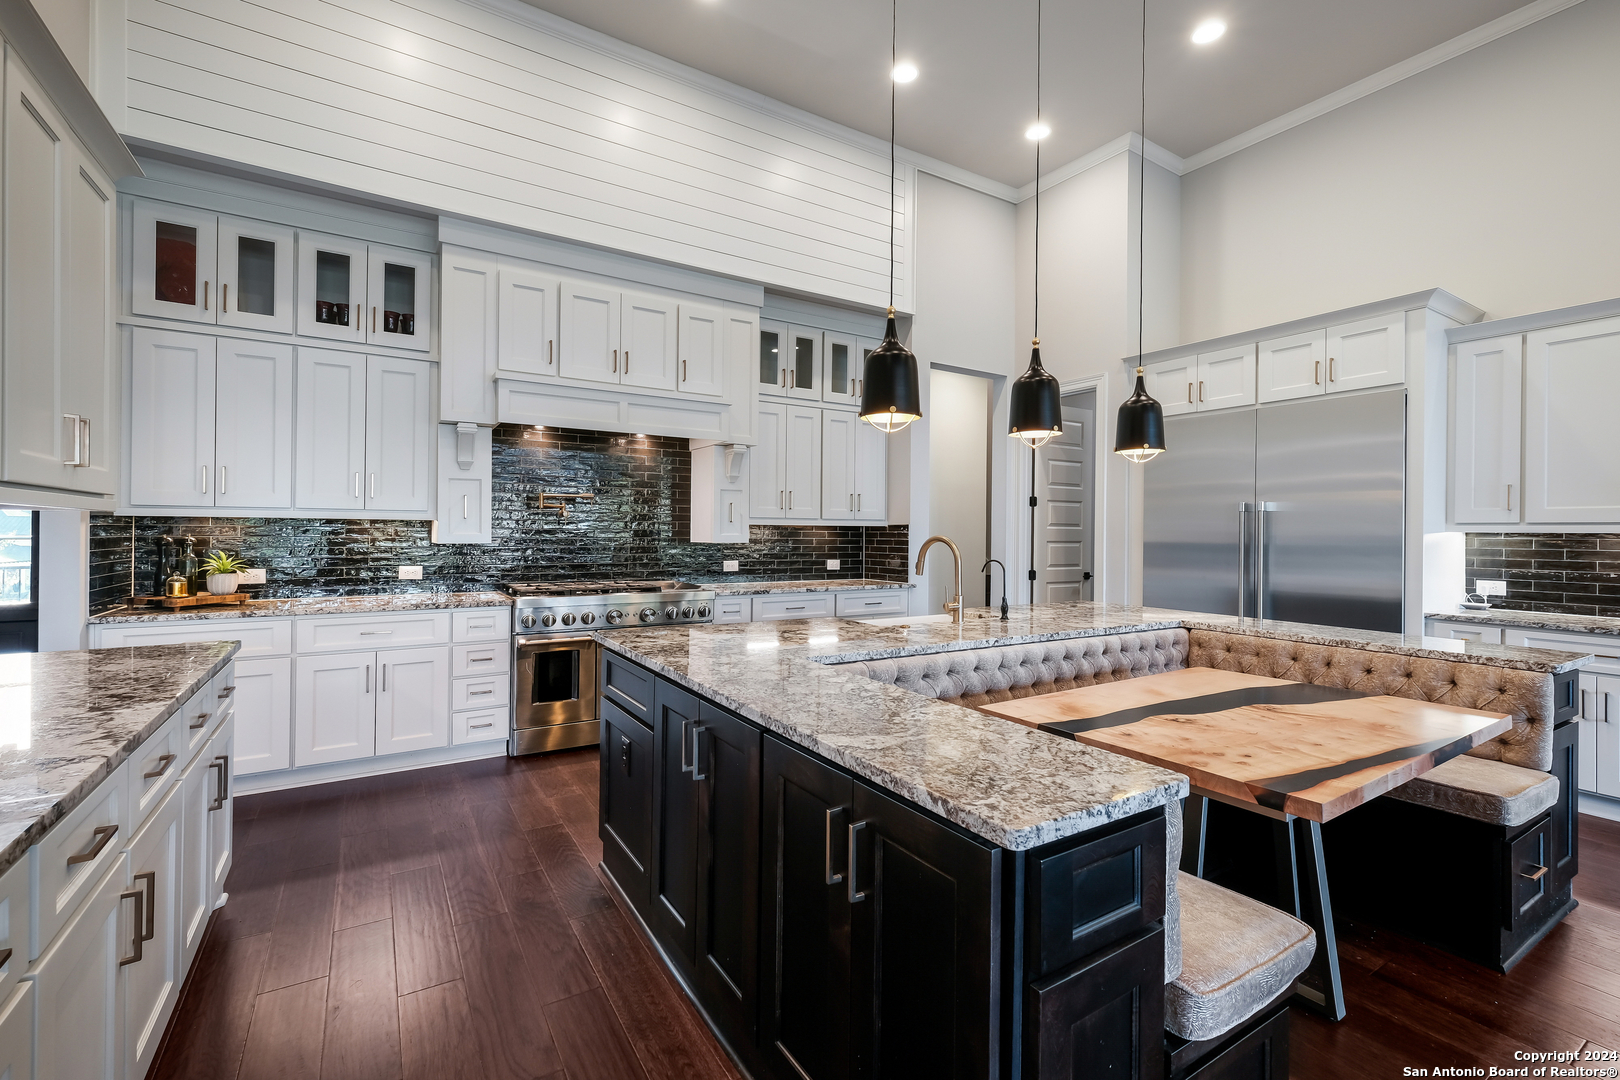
(398, 566), (424, 580)
(1477, 579), (1508, 597)
(826, 559), (841, 570)
(238, 568), (266, 585)
(723, 560), (740, 573)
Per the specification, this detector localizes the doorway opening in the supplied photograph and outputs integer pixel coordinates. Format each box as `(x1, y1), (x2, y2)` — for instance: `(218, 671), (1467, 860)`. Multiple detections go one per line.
(0, 510), (39, 652)
(1033, 390), (1095, 603)
(927, 369), (994, 612)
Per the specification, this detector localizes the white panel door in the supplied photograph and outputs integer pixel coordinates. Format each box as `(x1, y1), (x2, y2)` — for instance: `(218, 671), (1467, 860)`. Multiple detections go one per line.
(750, 403), (787, 520)
(1579, 671), (1620, 798)
(820, 409), (855, 520)
(177, 742), (213, 972)
(129, 329), (216, 506)
(365, 356), (435, 513)
(294, 348), (366, 511)
(785, 326), (822, 401)
(497, 263), (560, 378)
(853, 417), (888, 521)
(230, 656), (291, 775)
(122, 785), (182, 1080)
(784, 404), (822, 520)
(621, 290), (678, 391)
(1525, 316), (1620, 522)
(758, 320), (788, 397)
(1196, 345), (1256, 411)
(0, 984), (32, 1080)
(436, 423), (493, 545)
(130, 198), (217, 324)
(214, 338), (294, 508)
(207, 719), (235, 903)
(296, 231), (367, 342)
(439, 249), (498, 423)
(678, 303), (726, 397)
(62, 148), (117, 495)
(295, 651), (376, 765)
(1257, 330), (1327, 403)
(822, 332), (859, 405)
(558, 279), (620, 384)
(366, 245), (432, 352)
(376, 646), (451, 755)
(216, 215), (295, 334)
(30, 856), (125, 1080)
(1148, 356), (1196, 416)
(1451, 334), (1523, 524)
(1327, 312), (1405, 393)
(1578, 671), (1599, 794)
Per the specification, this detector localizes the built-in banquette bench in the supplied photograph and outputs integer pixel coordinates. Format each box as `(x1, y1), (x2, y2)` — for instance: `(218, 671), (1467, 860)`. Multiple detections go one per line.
(844, 625), (1579, 978)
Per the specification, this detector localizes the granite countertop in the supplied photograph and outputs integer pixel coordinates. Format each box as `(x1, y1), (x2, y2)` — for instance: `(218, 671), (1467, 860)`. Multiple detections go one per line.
(705, 579), (914, 596)
(91, 591), (514, 624)
(0, 642), (239, 876)
(1426, 607), (1620, 639)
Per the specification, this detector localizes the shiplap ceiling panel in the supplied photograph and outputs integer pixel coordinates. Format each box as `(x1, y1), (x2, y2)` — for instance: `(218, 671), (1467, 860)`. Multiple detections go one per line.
(123, 0), (914, 310)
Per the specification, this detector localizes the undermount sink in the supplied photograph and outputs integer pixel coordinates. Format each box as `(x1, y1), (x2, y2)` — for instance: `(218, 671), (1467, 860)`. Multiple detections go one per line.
(856, 613), (956, 627)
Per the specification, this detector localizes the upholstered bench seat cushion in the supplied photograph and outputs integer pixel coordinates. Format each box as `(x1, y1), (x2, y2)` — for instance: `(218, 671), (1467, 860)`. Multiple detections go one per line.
(1167, 872), (1316, 1043)
(1386, 755), (1558, 827)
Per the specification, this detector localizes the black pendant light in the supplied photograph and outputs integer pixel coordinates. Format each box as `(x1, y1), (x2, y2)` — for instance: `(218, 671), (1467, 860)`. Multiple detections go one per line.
(860, 0), (922, 434)
(1009, 0), (1062, 450)
(1112, 0), (1167, 464)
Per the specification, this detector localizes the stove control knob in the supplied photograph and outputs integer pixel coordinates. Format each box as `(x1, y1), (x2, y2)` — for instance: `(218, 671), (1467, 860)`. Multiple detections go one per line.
(606, 609), (625, 624)
(665, 606), (680, 620)
(696, 604), (710, 619)
(520, 613), (537, 629)
(561, 612), (577, 626)
(681, 606), (695, 619)
(539, 613), (556, 628)
(579, 611), (595, 625)
(639, 607), (658, 622)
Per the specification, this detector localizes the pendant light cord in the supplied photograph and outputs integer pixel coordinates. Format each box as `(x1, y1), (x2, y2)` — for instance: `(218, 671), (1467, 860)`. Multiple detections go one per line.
(1136, 0), (1146, 365)
(1033, 0), (1041, 341)
(890, 0), (897, 312)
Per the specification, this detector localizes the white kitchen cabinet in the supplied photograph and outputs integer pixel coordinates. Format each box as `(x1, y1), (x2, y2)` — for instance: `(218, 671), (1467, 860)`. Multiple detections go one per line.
(823, 332), (860, 406)
(453, 708), (508, 745)
(131, 200), (216, 325)
(678, 303), (727, 398)
(784, 404), (821, 519)
(26, 855), (126, 1080)
(820, 409), (855, 521)
(758, 320), (787, 396)
(231, 657), (291, 776)
(1197, 345), (1257, 410)
(31, 762), (128, 960)
(129, 329), (215, 507)
(498, 262), (560, 379)
(1450, 334), (1523, 525)
(1422, 619), (1502, 644)
(177, 724), (212, 971)
(714, 596), (752, 624)
(61, 146), (117, 496)
(214, 338), (295, 508)
(439, 248), (498, 424)
(1257, 330), (1327, 403)
(1577, 671), (1620, 799)
(296, 231), (369, 343)
(295, 651), (378, 766)
(1524, 316), (1620, 523)
(365, 356), (435, 513)
(784, 326), (822, 402)
(753, 593), (834, 620)
(689, 443), (748, 544)
(122, 784), (182, 1080)
(434, 422), (493, 545)
(621, 290), (678, 391)
(853, 418), (888, 522)
(375, 646), (451, 756)
(217, 216), (296, 335)
(366, 245), (432, 352)
(750, 402), (786, 521)
(294, 348), (366, 511)
(558, 278), (620, 385)
(206, 718), (235, 907)
(0, 984), (32, 1080)
(1326, 312), (1405, 393)
(1148, 355), (1197, 416)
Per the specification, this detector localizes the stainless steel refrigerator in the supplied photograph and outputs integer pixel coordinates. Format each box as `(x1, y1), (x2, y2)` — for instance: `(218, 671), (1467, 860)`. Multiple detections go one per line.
(1143, 388), (1405, 632)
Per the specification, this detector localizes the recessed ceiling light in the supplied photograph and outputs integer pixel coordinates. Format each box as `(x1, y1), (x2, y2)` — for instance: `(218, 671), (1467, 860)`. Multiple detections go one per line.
(1025, 121), (1051, 141)
(891, 61), (918, 83)
(1191, 18), (1226, 44)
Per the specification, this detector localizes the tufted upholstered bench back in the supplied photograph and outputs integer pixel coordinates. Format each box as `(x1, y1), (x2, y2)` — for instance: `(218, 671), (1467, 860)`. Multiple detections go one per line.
(1186, 629), (1554, 771)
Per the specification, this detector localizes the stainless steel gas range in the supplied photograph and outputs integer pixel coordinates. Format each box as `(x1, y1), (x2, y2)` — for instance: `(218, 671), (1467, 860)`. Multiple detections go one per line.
(501, 580), (717, 755)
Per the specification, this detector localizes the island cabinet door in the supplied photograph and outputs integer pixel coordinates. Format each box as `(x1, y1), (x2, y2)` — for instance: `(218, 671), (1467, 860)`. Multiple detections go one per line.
(692, 701), (762, 1043)
(849, 778), (1000, 1080)
(650, 679), (701, 964)
(600, 698), (654, 913)
(760, 734), (855, 1080)
(1026, 926), (1165, 1080)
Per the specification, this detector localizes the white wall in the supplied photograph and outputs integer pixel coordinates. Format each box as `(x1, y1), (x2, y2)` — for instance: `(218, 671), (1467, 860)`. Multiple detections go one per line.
(37, 510), (89, 651)
(32, 0), (91, 82)
(1180, 0), (1620, 340)
(926, 370), (990, 613)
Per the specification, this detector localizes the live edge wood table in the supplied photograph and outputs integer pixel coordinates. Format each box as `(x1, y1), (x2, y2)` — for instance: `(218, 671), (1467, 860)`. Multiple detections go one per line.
(981, 667), (1513, 1022)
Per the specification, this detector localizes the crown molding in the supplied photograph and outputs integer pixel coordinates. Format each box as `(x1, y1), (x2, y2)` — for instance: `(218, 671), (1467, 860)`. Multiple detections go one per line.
(1012, 133), (1184, 202)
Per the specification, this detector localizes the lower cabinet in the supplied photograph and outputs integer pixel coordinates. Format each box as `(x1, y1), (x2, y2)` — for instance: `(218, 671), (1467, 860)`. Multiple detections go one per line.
(0, 982), (32, 1080)
(374, 647), (452, 755)
(123, 786), (183, 1080)
(28, 854), (128, 1080)
(1027, 928), (1165, 1080)
(232, 657), (292, 775)
(295, 647), (450, 764)
(600, 698), (654, 911)
(180, 714), (235, 972)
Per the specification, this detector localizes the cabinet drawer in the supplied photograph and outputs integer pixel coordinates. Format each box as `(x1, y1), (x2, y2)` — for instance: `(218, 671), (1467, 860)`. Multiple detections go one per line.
(453, 674), (509, 711)
(713, 596), (752, 624)
(1028, 926), (1164, 1080)
(453, 607), (511, 642)
(296, 611), (451, 653)
(753, 593), (833, 621)
(1508, 815), (1554, 933)
(1028, 812), (1165, 978)
(92, 618), (292, 657)
(453, 708), (509, 745)
(182, 675), (231, 763)
(834, 590), (907, 618)
(132, 710), (186, 828)
(1425, 620), (1502, 644)
(601, 651), (655, 719)
(30, 761), (128, 960)
(0, 860), (28, 1003)
(453, 641), (509, 677)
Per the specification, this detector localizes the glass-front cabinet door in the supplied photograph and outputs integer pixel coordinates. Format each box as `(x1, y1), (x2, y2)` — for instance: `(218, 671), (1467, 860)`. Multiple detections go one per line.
(823, 332), (859, 405)
(296, 231), (367, 342)
(366, 246), (433, 352)
(132, 200), (218, 324)
(759, 319), (788, 398)
(217, 217), (294, 335)
(785, 326), (821, 401)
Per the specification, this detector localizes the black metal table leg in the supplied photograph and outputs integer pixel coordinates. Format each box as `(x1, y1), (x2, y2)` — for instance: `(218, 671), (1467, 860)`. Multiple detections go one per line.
(1181, 794), (1208, 876)
(1287, 817), (1346, 1021)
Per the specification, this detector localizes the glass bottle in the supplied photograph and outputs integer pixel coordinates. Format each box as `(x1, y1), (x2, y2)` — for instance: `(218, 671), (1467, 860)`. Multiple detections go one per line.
(155, 536), (176, 597)
(180, 537), (200, 595)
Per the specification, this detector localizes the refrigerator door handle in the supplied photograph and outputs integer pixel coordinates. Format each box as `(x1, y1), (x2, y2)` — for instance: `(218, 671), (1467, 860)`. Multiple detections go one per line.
(1237, 503), (1251, 620)
(1256, 502), (1278, 621)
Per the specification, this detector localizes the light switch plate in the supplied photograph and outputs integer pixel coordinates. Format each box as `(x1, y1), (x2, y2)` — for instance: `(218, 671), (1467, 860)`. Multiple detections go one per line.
(398, 566), (424, 580)
(239, 568), (266, 585)
(723, 560), (740, 573)
(826, 559), (841, 570)
(1477, 579), (1507, 596)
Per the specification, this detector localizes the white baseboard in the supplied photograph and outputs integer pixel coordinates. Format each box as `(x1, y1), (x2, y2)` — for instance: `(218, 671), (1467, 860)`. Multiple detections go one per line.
(1579, 792), (1620, 823)
(234, 740), (509, 796)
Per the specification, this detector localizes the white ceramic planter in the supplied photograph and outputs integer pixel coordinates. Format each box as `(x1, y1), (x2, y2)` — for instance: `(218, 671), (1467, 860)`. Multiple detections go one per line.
(205, 573), (240, 596)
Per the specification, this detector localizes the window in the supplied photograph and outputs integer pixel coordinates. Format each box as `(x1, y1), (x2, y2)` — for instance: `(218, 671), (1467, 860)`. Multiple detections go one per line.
(0, 511), (39, 653)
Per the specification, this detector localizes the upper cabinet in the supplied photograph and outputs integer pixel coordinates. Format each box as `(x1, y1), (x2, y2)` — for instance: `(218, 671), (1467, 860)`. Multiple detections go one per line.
(1524, 316), (1620, 523)
(1148, 347), (1255, 417)
(133, 201), (295, 334)
(1257, 330), (1327, 403)
(296, 233), (431, 352)
(1450, 334), (1523, 525)
(294, 350), (434, 514)
(1259, 314), (1404, 403)
(759, 323), (824, 402)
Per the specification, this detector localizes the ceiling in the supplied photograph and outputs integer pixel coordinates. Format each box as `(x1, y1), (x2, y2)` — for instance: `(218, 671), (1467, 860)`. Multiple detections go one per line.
(519, 0), (1534, 187)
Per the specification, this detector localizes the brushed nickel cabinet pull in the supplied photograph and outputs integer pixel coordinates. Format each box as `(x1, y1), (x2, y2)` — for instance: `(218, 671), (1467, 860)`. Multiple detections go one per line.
(779, 490), (784, 510)
(1186, 382), (1192, 404)
(68, 824), (118, 867)
(624, 350), (629, 373)
(613, 349), (618, 373)
(143, 753), (176, 780)
(1199, 380), (1205, 402)
(63, 413), (82, 465)
(824, 806), (846, 885)
(209, 755), (229, 810)
(359, 630), (392, 635)
(858, 493), (862, 512)
(1329, 357), (1336, 382)
(201, 465), (208, 494)
(470, 722), (494, 729)
(190, 711), (210, 730)
(1506, 484), (1513, 512)
(222, 282), (228, 313)
(463, 494), (470, 518)
(219, 685), (235, 698)
(382, 664), (388, 692)
(1314, 360), (1321, 385)
(203, 281), (209, 311)
(788, 490), (793, 510)
(469, 655), (494, 662)
(372, 306), (377, 333)
(848, 820), (868, 903)
(80, 417), (90, 467)
(354, 472), (361, 499)
(682, 359), (687, 382)
(219, 465), (226, 494)
(1521, 864), (1548, 881)
(780, 367), (786, 387)
(548, 339), (554, 365)
(728, 502), (734, 523)
(369, 473), (376, 499)
(365, 664), (371, 693)
(119, 887), (145, 966)
(789, 370), (795, 389)
(469, 688), (493, 696)
(135, 870), (156, 942)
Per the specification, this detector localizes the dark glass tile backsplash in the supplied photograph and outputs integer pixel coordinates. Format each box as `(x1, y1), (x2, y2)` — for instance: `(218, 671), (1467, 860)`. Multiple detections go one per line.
(1465, 532), (1620, 617)
(89, 425), (909, 613)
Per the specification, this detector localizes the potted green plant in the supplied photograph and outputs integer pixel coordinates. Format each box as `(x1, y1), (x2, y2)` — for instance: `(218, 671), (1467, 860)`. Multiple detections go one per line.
(201, 550), (248, 596)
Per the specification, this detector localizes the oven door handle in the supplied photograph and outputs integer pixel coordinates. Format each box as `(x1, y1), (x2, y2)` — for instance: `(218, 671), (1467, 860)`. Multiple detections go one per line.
(514, 635), (598, 650)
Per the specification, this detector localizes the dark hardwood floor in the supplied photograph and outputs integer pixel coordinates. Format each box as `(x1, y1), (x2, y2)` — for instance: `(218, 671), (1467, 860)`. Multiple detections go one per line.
(150, 750), (1620, 1079)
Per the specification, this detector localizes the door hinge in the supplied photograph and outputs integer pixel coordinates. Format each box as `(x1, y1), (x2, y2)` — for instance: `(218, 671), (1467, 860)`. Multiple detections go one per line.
(1028, 496), (1038, 507)
(1027, 570), (1038, 582)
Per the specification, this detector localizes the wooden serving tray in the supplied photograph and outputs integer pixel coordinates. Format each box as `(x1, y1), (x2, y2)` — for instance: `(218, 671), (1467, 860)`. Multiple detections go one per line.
(132, 593), (251, 610)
